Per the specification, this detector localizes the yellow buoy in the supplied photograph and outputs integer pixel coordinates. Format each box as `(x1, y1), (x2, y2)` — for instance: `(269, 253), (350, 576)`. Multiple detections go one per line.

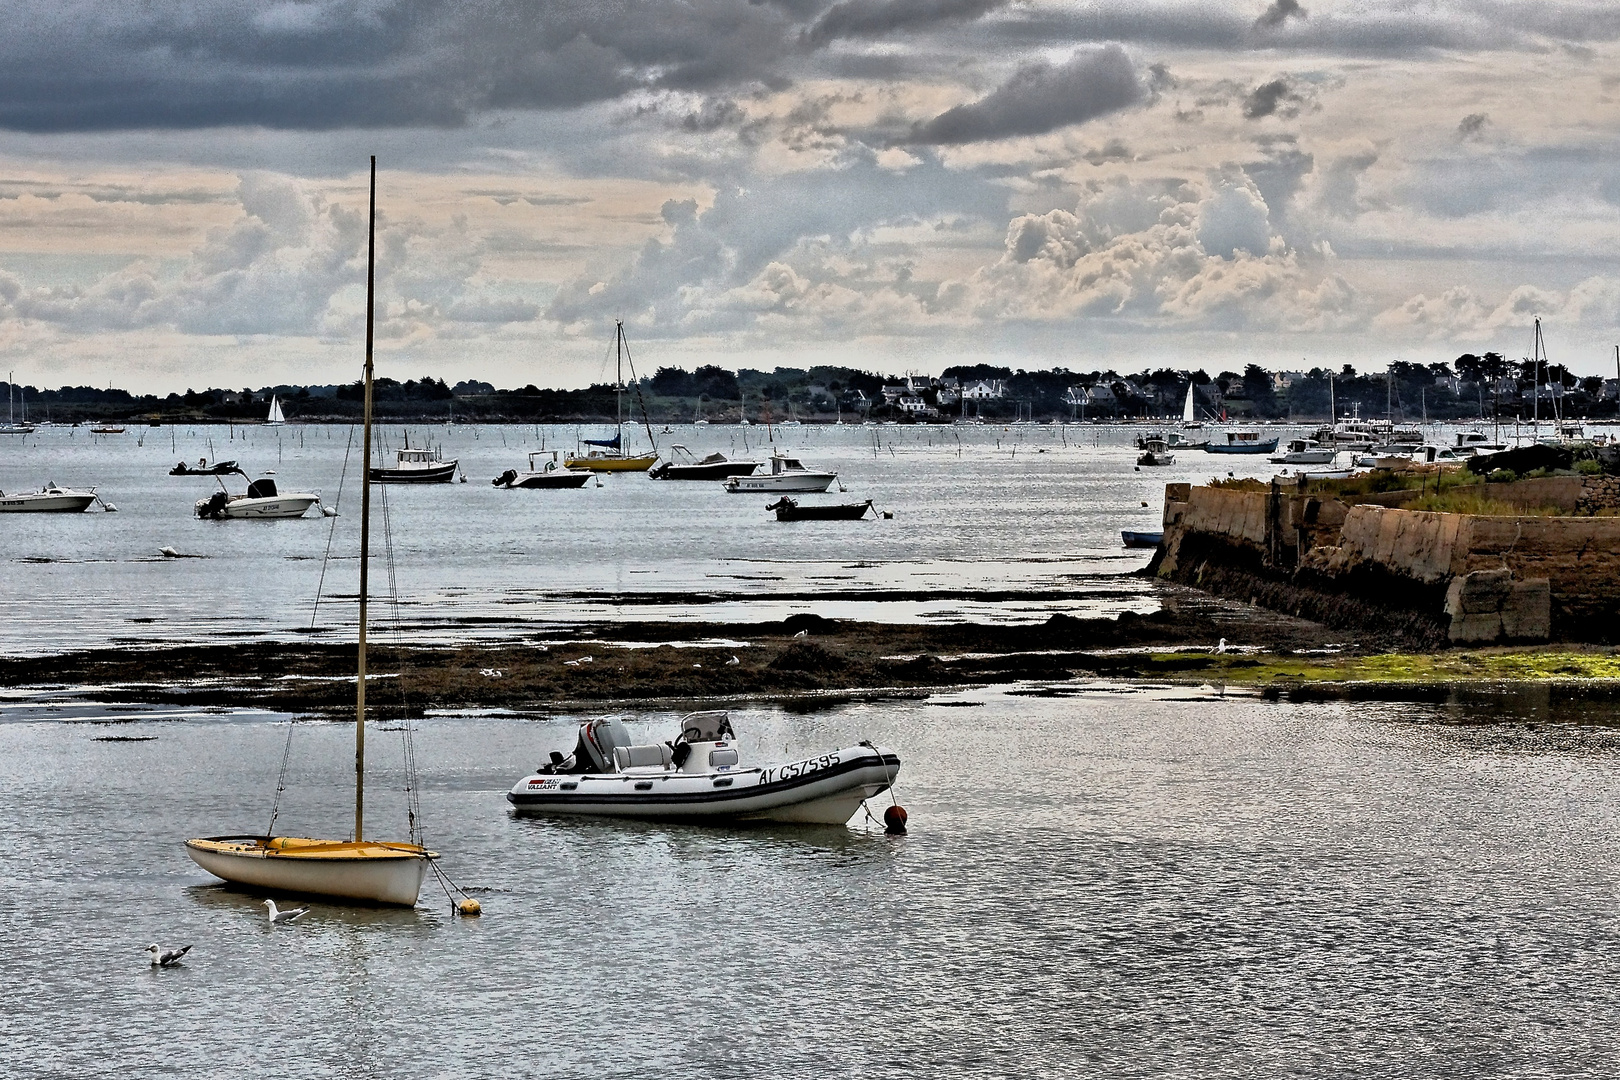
(457, 898), (482, 916)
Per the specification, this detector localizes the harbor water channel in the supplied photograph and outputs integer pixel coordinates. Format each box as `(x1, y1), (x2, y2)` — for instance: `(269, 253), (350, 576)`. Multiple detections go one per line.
(4, 686), (1620, 1075)
(4, 422), (1619, 1075)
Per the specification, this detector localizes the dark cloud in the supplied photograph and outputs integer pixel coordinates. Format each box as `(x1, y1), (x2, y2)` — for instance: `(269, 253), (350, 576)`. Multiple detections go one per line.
(805, 0), (1008, 46)
(908, 45), (1143, 145)
(1457, 112), (1488, 139)
(1254, 0), (1306, 31)
(1242, 78), (1297, 119)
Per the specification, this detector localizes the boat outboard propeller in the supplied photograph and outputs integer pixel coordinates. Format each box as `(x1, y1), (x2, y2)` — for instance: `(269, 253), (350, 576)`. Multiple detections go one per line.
(493, 469), (518, 488)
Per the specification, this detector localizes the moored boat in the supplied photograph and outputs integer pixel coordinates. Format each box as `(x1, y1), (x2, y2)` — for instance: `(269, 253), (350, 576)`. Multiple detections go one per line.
(766, 496), (873, 521)
(170, 458), (242, 476)
(649, 444), (760, 480)
(1121, 530), (1163, 548)
(565, 321), (660, 473)
(507, 712), (899, 825)
(371, 445), (458, 483)
(1204, 430), (1279, 454)
(723, 450), (836, 493)
(1269, 438), (1336, 465)
(196, 477), (321, 519)
(0, 482), (102, 513)
(493, 451), (593, 489)
(1136, 437), (1175, 466)
(186, 157), (438, 907)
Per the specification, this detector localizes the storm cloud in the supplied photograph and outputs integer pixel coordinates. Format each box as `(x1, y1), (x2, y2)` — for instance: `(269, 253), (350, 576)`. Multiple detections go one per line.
(908, 45), (1144, 145)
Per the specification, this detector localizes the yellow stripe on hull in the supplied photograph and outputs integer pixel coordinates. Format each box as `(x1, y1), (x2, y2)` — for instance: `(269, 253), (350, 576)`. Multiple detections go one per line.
(563, 454), (658, 472)
(185, 836), (435, 906)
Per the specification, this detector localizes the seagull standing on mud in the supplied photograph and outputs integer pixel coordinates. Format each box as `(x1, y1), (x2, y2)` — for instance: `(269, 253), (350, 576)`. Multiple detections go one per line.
(146, 944), (191, 967)
(264, 899), (309, 926)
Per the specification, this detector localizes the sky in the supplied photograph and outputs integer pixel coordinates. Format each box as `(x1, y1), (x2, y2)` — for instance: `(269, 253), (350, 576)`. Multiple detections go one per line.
(1, 0), (1618, 392)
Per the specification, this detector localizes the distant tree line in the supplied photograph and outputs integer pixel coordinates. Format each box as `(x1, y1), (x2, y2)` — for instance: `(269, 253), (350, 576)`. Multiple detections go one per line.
(4, 354), (1615, 424)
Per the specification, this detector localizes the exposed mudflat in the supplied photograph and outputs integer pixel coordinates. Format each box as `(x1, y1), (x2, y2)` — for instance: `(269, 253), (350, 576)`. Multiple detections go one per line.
(0, 596), (1344, 715)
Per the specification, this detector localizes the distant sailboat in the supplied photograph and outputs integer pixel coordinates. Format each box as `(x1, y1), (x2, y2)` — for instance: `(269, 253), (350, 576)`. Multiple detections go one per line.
(1181, 383), (1201, 429)
(266, 395), (286, 426)
(1, 371), (37, 435)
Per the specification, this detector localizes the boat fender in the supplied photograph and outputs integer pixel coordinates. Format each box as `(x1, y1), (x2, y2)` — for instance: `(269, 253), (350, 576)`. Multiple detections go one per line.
(457, 898), (482, 917)
(883, 805), (908, 836)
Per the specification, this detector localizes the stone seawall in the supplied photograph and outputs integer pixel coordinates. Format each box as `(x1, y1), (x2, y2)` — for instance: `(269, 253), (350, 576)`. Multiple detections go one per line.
(1157, 478), (1620, 645)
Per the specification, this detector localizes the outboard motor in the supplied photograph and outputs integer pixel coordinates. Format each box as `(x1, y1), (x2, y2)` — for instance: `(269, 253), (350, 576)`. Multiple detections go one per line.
(197, 491), (231, 519)
(493, 469), (518, 488)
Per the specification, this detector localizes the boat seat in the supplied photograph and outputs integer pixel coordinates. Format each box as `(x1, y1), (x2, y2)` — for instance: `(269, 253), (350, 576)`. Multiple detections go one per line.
(614, 744), (675, 770)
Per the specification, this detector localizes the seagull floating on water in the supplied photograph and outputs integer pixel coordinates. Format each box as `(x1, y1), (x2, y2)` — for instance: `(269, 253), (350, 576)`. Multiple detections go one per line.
(146, 943), (192, 967)
(264, 899), (309, 926)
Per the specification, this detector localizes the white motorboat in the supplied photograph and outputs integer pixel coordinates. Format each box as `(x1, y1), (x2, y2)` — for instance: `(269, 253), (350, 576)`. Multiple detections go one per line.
(1269, 438), (1337, 465)
(0, 482), (101, 513)
(723, 451), (837, 493)
(196, 477), (321, 519)
(507, 711), (900, 825)
(1453, 431), (1506, 456)
(493, 451), (592, 489)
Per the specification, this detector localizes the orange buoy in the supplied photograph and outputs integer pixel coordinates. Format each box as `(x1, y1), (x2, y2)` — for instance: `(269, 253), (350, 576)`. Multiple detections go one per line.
(883, 804), (908, 835)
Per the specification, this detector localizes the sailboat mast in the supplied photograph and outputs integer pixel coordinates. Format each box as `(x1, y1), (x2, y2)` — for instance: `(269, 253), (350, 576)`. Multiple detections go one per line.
(355, 156), (377, 844)
(616, 320), (625, 452)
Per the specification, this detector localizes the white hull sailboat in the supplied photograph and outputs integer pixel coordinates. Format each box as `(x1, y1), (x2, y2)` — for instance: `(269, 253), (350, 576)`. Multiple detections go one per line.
(267, 395), (286, 426)
(186, 158), (436, 907)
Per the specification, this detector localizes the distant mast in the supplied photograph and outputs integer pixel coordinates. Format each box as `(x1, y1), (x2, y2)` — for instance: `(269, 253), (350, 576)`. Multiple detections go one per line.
(267, 395), (285, 426)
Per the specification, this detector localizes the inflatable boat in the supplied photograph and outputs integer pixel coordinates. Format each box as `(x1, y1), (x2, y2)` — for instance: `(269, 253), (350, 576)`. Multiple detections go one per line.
(507, 711), (899, 825)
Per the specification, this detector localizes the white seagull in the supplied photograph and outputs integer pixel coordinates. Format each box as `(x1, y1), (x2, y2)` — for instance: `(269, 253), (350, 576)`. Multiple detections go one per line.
(725, 655), (741, 666)
(264, 898), (310, 926)
(146, 943), (192, 967)
(1215, 637), (1228, 655)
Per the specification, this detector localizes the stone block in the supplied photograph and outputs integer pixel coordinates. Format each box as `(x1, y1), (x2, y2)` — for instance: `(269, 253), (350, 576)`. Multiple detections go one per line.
(1501, 578), (1551, 641)
(1445, 568), (1513, 616)
(1449, 611), (1504, 643)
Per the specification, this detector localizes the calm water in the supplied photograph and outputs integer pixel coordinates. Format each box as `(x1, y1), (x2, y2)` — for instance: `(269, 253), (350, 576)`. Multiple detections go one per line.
(0, 421), (1297, 654)
(4, 685), (1620, 1077)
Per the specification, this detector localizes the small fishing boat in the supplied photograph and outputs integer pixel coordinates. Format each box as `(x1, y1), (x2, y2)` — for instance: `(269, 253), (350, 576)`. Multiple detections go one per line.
(0, 482), (103, 513)
(506, 712), (900, 825)
(1204, 430), (1279, 454)
(187, 157), (439, 908)
(493, 451), (592, 489)
(723, 451), (836, 493)
(170, 458), (242, 476)
(371, 444), (458, 483)
(649, 444), (760, 481)
(196, 477), (321, 519)
(1121, 530), (1163, 549)
(90, 425), (126, 435)
(766, 496), (873, 521)
(1136, 437), (1175, 467)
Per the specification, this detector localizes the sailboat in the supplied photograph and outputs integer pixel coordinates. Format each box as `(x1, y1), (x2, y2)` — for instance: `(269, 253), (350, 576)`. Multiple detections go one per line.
(565, 320), (659, 472)
(1180, 382), (1202, 430)
(1, 372), (37, 435)
(185, 158), (437, 907)
(266, 395), (286, 426)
